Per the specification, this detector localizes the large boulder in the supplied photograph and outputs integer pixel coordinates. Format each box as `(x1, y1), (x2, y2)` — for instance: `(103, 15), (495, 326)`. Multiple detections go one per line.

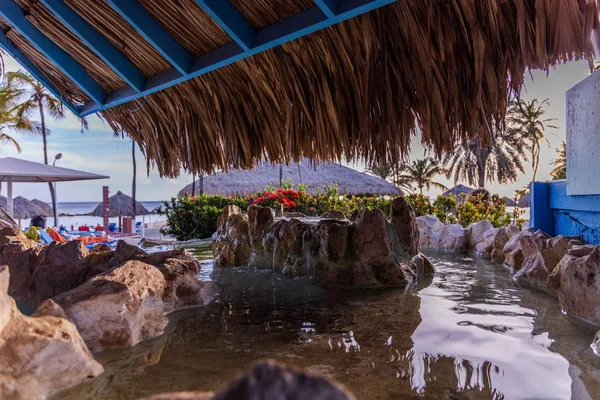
(30, 240), (90, 304)
(0, 266), (103, 399)
(512, 250), (562, 292)
(0, 228), (41, 307)
(474, 227), (509, 260)
(503, 231), (547, 271)
(547, 245), (600, 326)
(438, 224), (466, 251)
(415, 215), (444, 249)
(592, 330), (600, 357)
(353, 209), (392, 264)
(212, 205), (251, 267)
(465, 219), (494, 249)
(144, 361), (354, 400)
(390, 197), (419, 257)
(51, 260), (169, 351)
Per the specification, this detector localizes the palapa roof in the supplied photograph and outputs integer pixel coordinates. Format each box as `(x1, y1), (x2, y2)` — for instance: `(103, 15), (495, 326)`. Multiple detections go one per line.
(442, 185), (474, 198)
(0, 196), (51, 219)
(90, 191), (150, 217)
(0, 1), (598, 177)
(178, 160), (402, 197)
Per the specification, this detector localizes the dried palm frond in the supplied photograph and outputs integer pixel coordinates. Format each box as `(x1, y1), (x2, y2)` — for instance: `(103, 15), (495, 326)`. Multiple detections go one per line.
(0, 0), (597, 177)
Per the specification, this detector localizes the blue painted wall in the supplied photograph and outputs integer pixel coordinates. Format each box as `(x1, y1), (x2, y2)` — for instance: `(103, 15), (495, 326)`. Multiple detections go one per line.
(530, 180), (600, 244)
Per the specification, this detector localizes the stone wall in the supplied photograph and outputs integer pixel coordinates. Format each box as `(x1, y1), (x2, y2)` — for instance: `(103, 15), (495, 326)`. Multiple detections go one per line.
(213, 198), (433, 287)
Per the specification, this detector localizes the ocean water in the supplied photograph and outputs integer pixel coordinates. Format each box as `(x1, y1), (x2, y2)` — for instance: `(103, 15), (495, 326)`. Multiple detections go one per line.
(18, 201), (165, 229)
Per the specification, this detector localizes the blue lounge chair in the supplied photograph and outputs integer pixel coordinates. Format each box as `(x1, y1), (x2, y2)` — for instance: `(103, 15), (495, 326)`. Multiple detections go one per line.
(38, 229), (54, 245)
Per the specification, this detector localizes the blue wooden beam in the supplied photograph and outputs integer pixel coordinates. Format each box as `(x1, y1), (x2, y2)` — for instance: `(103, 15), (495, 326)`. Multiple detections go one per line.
(0, 1), (105, 104)
(40, 0), (145, 92)
(105, 0), (192, 75)
(196, 0), (255, 51)
(0, 30), (81, 115)
(314, 0), (340, 18)
(78, 0), (395, 117)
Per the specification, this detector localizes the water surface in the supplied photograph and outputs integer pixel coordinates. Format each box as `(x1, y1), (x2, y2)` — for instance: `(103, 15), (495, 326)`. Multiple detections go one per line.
(56, 248), (600, 400)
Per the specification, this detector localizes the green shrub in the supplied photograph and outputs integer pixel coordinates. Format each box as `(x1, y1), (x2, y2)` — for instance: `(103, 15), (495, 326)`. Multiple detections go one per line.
(25, 226), (42, 242)
(157, 194), (248, 241)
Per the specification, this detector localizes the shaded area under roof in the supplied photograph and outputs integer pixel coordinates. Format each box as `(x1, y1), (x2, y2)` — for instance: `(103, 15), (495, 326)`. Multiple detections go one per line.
(90, 191), (150, 218)
(0, 1), (597, 177)
(179, 160), (402, 198)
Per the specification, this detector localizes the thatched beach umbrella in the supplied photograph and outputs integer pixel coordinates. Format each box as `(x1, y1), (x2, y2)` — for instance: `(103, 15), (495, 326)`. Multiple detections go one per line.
(31, 199), (53, 216)
(179, 160), (402, 197)
(442, 185), (474, 199)
(90, 191), (150, 218)
(518, 193), (531, 208)
(0, 1), (596, 177)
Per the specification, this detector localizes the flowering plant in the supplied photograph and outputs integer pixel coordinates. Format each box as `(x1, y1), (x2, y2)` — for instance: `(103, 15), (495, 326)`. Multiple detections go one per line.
(250, 188), (300, 210)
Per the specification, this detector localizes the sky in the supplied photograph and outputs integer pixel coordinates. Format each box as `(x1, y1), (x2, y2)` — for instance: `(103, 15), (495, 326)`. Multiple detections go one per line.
(0, 55), (593, 202)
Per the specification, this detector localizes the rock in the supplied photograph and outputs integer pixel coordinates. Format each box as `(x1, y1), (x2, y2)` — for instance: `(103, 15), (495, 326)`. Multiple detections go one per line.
(506, 224), (521, 238)
(321, 210), (346, 220)
(353, 209), (392, 264)
(390, 197), (419, 257)
(212, 205), (251, 267)
(0, 228), (41, 305)
(504, 232), (545, 271)
(0, 266), (103, 399)
(592, 331), (600, 357)
(30, 240), (90, 304)
(248, 205), (275, 248)
(465, 219), (494, 249)
(438, 224), (466, 251)
(410, 253), (435, 278)
(51, 260), (168, 351)
(212, 361), (353, 400)
(416, 215), (444, 249)
(314, 220), (349, 263)
(546, 245), (600, 326)
(568, 245), (595, 257)
(513, 250), (562, 292)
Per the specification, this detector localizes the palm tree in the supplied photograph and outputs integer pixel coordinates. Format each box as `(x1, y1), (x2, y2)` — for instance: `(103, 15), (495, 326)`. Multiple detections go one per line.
(365, 161), (413, 193)
(131, 139), (137, 221)
(443, 126), (527, 188)
(550, 141), (567, 180)
(7, 70), (72, 226)
(507, 99), (557, 181)
(396, 158), (447, 194)
(0, 84), (32, 152)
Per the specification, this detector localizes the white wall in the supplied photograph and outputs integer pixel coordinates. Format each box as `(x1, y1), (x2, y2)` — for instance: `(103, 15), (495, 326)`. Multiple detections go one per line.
(566, 72), (600, 195)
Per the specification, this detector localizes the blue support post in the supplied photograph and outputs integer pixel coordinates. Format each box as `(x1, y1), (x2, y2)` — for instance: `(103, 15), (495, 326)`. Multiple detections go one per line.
(105, 0), (192, 75)
(314, 0), (340, 17)
(196, 0), (255, 51)
(530, 182), (555, 236)
(40, 0), (145, 92)
(76, 0), (395, 117)
(0, 30), (81, 115)
(0, 1), (106, 104)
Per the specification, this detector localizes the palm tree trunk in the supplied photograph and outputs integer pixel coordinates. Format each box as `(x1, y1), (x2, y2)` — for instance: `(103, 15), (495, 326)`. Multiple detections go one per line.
(132, 140), (136, 220)
(199, 174), (204, 195)
(191, 172), (196, 196)
(40, 99), (59, 227)
(476, 147), (488, 188)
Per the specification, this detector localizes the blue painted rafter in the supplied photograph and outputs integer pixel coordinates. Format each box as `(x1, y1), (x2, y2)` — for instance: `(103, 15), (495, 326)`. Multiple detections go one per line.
(40, 0), (145, 92)
(78, 0), (395, 116)
(0, 1), (106, 105)
(196, 0), (255, 51)
(105, 0), (192, 75)
(314, 0), (340, 17)
(0, 30), (80, 115)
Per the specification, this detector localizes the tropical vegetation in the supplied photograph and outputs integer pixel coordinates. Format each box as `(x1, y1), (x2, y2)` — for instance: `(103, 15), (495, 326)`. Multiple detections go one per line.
(550, 141), (567, 180)
(396, 158), (447, 194)
(507, 99), (557, 181)
(0, 81), (34, 152)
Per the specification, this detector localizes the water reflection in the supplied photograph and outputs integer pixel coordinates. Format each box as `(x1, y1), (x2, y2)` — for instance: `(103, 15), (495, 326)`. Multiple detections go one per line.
(54, 249), (599, 400)
(408, 254), (572, 399)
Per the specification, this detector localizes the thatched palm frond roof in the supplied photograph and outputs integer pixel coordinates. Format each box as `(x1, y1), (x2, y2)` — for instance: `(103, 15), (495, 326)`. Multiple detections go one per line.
(1, 196), (51, 219)
(90, 191), (150, 218)
(0, 1), (598, 177)
(178, 160), (401, 197)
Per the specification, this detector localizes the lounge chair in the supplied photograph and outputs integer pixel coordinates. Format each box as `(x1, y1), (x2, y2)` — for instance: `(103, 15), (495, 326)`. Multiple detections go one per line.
(38, 229), (54, 245)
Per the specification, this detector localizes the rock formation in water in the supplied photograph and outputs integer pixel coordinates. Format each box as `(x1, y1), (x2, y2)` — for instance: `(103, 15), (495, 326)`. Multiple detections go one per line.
(44, 242), (220, 351)
(143, 361), (354, 400)
(592, 331), (600, 356)
(0, 265), (103, 400)
(213, 199), (432, 287)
